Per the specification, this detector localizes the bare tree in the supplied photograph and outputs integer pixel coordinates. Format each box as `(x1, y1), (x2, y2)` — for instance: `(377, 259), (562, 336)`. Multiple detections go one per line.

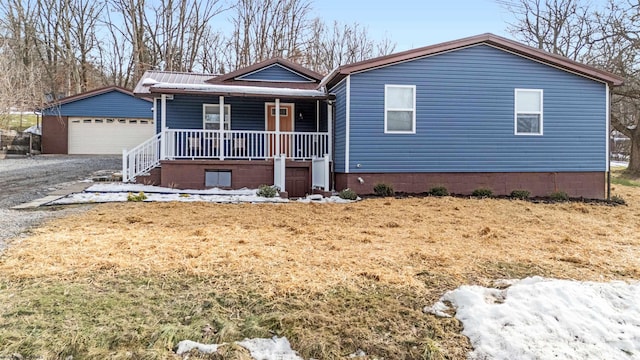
(228, 0), (312, 68)
(144, 0), (226, 72)
(589, 1), (640, 173)
(0, 39), (45, 128)
(499, 0), (596, 60)
(303, 20), (396, 74)
(499, 0), (640, 173)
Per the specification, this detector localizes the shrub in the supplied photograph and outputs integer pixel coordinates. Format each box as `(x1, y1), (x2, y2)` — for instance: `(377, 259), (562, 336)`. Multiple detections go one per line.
(549, 191), (569, 201)
(339, 188), (358, 200)
(510, 189), (530, 200)
(471, 188), (493, 198)
(127, 191), (147, 202)
(256, 184), (278, 198)
(373, 183), (394, 197)
(610, 195), (626, 205)
(429, 186), (449, 197)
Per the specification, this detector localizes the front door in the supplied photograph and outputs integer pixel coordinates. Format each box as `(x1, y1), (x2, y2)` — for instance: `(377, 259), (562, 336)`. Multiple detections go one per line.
(266, 103), (294, 157)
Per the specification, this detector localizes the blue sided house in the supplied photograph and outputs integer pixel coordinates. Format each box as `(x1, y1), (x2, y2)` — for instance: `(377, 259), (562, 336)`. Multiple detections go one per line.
(41, 86), (153, 154)
(127, 34), (623, 199)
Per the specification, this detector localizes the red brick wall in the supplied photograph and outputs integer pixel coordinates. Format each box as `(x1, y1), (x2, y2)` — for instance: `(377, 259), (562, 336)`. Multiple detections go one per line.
(335, 172), (606, 199)
(158, 160), (275, 190)
(41, 115), (68, 154)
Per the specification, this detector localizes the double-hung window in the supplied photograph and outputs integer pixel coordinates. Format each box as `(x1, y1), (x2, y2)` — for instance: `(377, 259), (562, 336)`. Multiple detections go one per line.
(385, 85), (416, 133)
(515, 89), (543, 135)
(203, 104), (231, 130)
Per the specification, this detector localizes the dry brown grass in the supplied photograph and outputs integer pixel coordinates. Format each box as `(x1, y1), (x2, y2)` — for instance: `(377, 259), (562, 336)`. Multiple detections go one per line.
(1, 183), (639, 359)
(3, 189), (639, 287)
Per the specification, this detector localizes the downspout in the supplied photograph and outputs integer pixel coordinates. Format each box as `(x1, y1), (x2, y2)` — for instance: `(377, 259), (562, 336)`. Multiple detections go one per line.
(275, 98), (281, 157)
(329, 99), (336, 191)
(160, 94), (167, 160)
(219, 96), (225, 160)
(606, 83), (611, 200)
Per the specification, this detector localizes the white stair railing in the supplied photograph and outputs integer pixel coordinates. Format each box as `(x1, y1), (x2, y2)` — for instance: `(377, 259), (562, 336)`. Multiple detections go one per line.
(312, 154), (330, 191)
(122, 132), (162, 182)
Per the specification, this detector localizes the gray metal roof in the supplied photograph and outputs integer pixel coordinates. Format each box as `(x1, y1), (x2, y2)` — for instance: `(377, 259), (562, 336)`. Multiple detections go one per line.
(134, 70), (217, 96)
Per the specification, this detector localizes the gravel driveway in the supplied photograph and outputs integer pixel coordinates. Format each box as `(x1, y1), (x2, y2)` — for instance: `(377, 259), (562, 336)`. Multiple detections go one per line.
(0, 155), (121, 250)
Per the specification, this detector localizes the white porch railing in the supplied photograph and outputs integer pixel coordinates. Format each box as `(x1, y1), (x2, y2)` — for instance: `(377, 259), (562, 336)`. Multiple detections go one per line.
(164, 129), (329, 160)
(122, 132), (162, 182)
(122, 129), (330, 183)
(312, 155), (330, 191)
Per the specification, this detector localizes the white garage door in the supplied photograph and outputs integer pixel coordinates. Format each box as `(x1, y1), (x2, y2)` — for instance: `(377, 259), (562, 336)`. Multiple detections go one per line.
(68, 117), (155, 154)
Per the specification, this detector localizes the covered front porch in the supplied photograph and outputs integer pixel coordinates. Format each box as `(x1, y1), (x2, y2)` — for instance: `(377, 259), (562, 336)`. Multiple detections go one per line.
(123, 93), (333, 195)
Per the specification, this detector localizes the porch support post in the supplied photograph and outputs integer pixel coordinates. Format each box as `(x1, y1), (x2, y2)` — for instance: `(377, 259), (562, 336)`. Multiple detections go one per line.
(327, 100), (333, 161)
(160, 94), (167, 160)
(219, 95), (225, 160)
(316, 100), (320, 132)
(275, 98), (281, 157)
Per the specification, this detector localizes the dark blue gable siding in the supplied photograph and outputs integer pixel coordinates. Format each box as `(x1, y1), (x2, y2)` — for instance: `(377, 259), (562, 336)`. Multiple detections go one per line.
(162, 95), (325, 132)
(332, 80), (347, 172)
(343, 44), (606, 173)
(237, 64), (314, 82)
(42, 90), (152, 118)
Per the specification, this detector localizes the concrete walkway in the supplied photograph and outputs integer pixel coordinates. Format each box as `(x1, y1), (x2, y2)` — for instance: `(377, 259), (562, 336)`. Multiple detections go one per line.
(11, 182), (92, 209)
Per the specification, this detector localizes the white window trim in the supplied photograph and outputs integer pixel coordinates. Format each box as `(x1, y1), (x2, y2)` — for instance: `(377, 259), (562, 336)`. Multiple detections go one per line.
(514, 88), (544, 136)
(203, 103), (231, 130)
(384, 84), (416, 134)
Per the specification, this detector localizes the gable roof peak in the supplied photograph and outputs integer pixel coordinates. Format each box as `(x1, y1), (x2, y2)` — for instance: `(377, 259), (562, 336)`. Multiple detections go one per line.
(207, 57), (323, 84)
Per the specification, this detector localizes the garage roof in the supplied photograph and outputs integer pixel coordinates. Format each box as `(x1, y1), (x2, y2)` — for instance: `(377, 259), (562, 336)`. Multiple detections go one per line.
(41, 86), (153, 118)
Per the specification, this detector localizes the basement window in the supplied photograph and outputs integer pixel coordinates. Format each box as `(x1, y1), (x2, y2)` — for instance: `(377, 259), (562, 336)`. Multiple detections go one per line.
(205, 170), (231, 188)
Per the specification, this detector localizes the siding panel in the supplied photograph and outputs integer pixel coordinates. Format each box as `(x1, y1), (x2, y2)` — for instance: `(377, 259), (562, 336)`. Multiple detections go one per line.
(164, 95), (322, 132)
(332, 81), (347, 173)
(43, 91), (153, 118)
(347, 44), (606, 173)
(238, 64), (314, 82)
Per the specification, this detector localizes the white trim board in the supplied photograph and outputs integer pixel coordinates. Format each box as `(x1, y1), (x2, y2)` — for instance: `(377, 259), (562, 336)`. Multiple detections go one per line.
(345, 76), (351, 173)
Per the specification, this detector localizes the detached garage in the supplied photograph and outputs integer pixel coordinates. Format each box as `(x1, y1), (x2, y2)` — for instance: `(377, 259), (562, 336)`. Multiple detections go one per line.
(41, 86), (153, 154)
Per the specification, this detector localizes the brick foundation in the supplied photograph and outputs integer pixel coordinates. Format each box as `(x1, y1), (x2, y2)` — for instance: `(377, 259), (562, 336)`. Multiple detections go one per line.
(335, 172), (606, 199)
(157, 160), (273, 189)
(154, 159), (313, 192)
(135, 167), (162, 186)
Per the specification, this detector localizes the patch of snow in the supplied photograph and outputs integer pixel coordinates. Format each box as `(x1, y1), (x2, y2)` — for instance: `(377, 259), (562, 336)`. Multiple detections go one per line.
(236, 336), (303, 360)
(425, 277), (640, 360)
(49, 191), (289, 205)
(174, 337), (302, 360)
(152, 82), (326, 98)
(175, 340), (220, 355)
(85, 183), (257, 195)
(142, 77), (159, 86)
(348, 349), (367, 357)
(611, 160), (629, 167)
(23, 125), (41, 135)
(296, 195), (358, 203)
(49, 183), (358, 205)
